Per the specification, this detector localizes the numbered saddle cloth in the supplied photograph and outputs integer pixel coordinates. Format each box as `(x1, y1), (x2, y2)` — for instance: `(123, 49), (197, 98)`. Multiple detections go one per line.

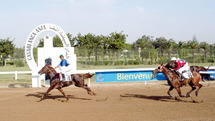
(64, 73), (72, 81)
(182, 70), (193, 79)
(60, 73), (71, 81)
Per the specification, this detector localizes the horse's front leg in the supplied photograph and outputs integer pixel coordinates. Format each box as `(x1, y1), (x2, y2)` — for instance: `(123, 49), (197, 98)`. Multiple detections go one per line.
(167, 86), (175, 98)
(38, 85), (54, 102)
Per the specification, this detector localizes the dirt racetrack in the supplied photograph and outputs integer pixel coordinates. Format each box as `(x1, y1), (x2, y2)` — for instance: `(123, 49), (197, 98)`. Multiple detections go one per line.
(0, 81), (215, 121)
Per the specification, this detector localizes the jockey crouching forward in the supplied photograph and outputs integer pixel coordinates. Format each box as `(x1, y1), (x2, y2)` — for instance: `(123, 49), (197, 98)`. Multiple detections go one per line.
(170, 57), (192, 82)
(54, 55), (71, 88)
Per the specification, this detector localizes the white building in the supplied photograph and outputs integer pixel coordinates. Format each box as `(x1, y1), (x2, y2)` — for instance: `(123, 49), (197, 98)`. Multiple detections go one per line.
(37, 35), (76, 86)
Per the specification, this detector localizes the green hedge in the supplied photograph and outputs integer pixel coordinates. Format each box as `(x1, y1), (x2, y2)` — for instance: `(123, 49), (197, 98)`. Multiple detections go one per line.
(77, 59), (141, 66)
(15, 59), (25, 67)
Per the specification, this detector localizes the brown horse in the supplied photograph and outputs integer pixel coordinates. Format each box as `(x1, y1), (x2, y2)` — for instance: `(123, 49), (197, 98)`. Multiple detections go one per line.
(190, 65), (210, 72)
(38, 64), (96, 102)
(153, 64), (203, 99)
(167, 61), (211, 80)
(166, 61), (210, 73)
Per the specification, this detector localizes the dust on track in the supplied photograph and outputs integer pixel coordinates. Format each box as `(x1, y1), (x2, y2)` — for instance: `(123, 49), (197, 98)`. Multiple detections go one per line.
(0, 81), (215, 121)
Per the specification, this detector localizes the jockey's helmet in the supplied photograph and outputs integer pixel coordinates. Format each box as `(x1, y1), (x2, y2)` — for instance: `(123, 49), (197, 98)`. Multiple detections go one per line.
(59, 54), (64, 58)
(170, 57), (176, 61)
(176, 58), (180, 61)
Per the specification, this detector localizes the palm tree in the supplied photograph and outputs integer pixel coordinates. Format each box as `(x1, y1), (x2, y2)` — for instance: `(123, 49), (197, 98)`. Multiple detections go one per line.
(187, 37), (199, 63)
(165, 39), (176, 58)
(153, 37), (168, 56)
(177, 41), (186, 59)
(199, 42), (209, 63)
(135, 35), (153, 64)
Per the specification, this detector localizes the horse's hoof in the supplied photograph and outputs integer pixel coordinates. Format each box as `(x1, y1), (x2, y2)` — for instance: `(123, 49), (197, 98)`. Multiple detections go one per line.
(175, 97), (182, 101)
(37, 98), (42, 102)
(88, 91), (96, 96)
(186, 95), (190, 98)
(61, 99), (69, 102)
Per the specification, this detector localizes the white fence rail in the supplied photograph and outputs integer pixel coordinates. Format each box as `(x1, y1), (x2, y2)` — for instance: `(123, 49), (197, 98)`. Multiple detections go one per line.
(1, 69), (215, 81)
(0, 71), (32, 80)
(0, 68), (215, 87)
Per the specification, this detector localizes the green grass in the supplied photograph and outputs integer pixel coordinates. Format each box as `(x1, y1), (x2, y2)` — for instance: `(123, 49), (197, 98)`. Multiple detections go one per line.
(0, 66), (31, 72)
(0, 66), (31, 85)
(0, 63), (213, 72)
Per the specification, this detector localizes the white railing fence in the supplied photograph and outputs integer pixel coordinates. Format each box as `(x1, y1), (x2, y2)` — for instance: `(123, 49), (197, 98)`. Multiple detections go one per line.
(0, 71), (32, 80)
(0, 67), (215, 87)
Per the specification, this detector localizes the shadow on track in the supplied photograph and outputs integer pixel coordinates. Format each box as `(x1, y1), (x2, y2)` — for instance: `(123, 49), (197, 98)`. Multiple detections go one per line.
(26, 92), (91, 102)
(120, 93), (198, 103)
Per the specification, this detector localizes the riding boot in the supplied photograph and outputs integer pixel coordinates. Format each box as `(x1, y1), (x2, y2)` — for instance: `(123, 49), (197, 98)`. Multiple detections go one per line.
(59, 73), (63, 81)
(180, 77), (184, 82)
(180, 76), (185, 87)
(179, 74), (183, 86)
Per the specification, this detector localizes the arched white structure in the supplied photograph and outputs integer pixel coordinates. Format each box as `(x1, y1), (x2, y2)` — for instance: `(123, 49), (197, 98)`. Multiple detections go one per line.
(25, 23), (72, 70)
(25, 23), (75, 87)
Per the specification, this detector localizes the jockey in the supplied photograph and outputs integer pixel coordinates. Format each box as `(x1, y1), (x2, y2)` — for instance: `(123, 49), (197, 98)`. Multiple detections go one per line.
(54, 54), (70, 81)
(170, 57), (177, 62)
(170, 57), (190, 82)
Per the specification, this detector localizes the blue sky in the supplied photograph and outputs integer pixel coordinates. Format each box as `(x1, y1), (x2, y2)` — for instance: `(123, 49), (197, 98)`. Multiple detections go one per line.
(0, 0), (215, 47)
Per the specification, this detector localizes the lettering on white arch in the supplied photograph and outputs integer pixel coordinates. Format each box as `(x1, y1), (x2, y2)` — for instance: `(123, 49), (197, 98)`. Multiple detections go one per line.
(25, 23), (71, 70)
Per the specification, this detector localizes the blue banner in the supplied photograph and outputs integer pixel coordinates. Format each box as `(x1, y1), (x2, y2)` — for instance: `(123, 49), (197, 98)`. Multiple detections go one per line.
(95, 70), (167, 83)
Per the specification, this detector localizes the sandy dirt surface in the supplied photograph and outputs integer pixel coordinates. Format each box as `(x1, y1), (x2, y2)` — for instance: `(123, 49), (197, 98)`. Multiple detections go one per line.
(0, 81), (215, 121)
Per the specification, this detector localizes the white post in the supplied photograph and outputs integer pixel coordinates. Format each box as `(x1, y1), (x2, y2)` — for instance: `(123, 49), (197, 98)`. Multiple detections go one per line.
(88, 78), (91, 87)
(88, 72), (91, 87)
(15, 71), (17, 80)
(144, 81), (147, 85)
(32, 69), (41, 87)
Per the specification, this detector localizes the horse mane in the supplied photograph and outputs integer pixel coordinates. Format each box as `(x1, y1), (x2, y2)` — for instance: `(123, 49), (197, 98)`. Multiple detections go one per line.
(162, 64), (180, 78)
(46, 64), (57, 73)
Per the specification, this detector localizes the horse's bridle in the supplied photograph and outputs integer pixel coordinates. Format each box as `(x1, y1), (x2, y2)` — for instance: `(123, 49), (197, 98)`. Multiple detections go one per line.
(38, 65), (50, 75)
(157, 66), (163, 72)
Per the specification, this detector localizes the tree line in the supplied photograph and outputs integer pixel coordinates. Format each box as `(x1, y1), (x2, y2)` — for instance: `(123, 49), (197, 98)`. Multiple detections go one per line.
(38, 32), (215, 64)
(0, 32), (215, 66)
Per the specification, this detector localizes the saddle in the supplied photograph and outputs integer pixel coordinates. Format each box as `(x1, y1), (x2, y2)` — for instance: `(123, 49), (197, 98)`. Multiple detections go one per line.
(59, 73), (71, 81)
(171, 70), (192, 82)
(56, 73), (71, 89)
(181, 70), (193, 80)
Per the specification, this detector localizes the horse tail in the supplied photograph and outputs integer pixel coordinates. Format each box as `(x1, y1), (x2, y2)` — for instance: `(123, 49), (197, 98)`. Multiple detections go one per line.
(206, 65), (211, 70)
(83, 73), (95, 79)
(199, 73), (210, 87)
(90, 73), (95, 77)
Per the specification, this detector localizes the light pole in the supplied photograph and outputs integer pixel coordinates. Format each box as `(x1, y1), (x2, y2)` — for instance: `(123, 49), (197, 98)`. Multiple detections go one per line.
(138, 47), (141, 58)
(0, 55), (2, 65)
